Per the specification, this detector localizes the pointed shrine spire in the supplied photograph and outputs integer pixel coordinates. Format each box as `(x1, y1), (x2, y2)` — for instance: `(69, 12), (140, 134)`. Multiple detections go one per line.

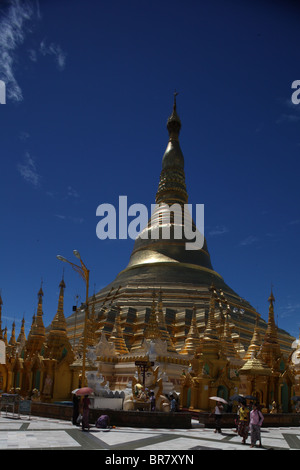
(203, 283), (219, 340)
(243, 314), (261, 360)
(180, 305), (201, 355)
(17, 317), (26, 344)
(198, 283), (221, 358)
(145, 291), (161, 340)
(156, 92), (188, 205)
(31, 284), (46, 338)
(50, 277), (67, 333)
(259, 288), (281, 369)
(9, 321), (16, 346)
(166, 90), (181, 139)
(221, 303), (237, 358)
(265, 288), (278, 344)
(109, 306), (129, 355)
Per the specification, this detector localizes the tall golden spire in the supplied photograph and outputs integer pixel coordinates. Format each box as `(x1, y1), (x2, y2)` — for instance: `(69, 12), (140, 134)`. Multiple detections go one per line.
(50, 278), (67, 333)
(145, 292), (162, 340)
(17, 317), (26, 343)
(9, 321), (16, 346)
(243, 314), (261, 360)
(198, 283), (221, 358)
(264, 289), (278, 344)
(155, 92), (188, 205)
(203, 284), (219, 341)
(180, 305), (201, 355)
(28, 286), (46, 338)
(221, 304), (237, 358)
(123, 94), (215, 274)
(259, 289), (281, 369)
(109, 306), (129, 354)
(16, 317), (26, 354)
(24, 286), (46, 359)
(46, 278), (74, 362)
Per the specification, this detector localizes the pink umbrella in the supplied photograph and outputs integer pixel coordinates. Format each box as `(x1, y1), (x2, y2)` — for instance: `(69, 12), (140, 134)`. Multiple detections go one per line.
(74, 387), (94, 396)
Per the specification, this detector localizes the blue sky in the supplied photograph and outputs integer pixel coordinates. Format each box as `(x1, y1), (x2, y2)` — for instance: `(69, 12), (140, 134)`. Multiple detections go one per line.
(0, 0), (300, 341)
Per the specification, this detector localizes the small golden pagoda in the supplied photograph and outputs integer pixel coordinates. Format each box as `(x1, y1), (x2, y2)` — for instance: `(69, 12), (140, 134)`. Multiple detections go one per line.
(180, 284), (241, 410)
(243, 314), (262, 361)
(180, 306), (201, 355)
(42, 278), (75, 401)
(238, 291), (295, 412)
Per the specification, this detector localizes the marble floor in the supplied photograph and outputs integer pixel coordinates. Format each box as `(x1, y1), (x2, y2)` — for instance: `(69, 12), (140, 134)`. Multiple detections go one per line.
(0, 414), (299, 451)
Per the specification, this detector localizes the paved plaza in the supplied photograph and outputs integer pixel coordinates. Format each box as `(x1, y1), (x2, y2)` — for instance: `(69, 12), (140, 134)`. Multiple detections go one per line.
(0, 414), (299, 452)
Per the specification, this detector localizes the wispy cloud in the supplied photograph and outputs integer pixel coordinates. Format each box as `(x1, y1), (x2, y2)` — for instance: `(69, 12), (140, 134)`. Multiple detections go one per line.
(239, 235), (258, 246)
(67, 186), (79, 198)
(0, 0), (35, 101)
(276, 97), (300, 125)
(276, 113), (300, 124)
(17, 152), (41, 187)
(289, 219), (300, 226)
(0, 1), (66, 102)
(39, 40), (66, 71)
(208, 225), (229, 236)
(19, 130), (30, 141)
(279, 302), (300, 319)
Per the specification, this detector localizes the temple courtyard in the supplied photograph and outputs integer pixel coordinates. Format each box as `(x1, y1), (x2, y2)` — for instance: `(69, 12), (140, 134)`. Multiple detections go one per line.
(0, 414), (299, 451)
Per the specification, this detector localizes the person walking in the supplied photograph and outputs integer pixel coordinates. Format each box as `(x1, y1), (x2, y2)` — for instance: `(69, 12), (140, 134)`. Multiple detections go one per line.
(237, 401), (249, 444)
(211, 401), (223, 434)
(250, 403), (264, 448)
(82, 395), (90, 431)
(234, 403), (240, 432)
(72, 393), (80, 425)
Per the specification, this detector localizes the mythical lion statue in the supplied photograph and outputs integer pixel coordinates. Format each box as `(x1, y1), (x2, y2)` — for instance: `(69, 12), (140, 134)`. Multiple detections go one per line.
(123, 364), (170, 412)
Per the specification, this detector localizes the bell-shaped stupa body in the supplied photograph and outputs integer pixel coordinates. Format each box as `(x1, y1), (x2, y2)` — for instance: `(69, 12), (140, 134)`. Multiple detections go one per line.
(125, 93), (214, 278)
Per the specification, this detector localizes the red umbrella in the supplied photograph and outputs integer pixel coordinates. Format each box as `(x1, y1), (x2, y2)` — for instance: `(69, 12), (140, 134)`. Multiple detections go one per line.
(74, 387), (94, 396)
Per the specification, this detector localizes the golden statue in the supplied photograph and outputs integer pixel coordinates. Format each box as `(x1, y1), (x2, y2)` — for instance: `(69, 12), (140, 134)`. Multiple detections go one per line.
(123, 364), (170, 412)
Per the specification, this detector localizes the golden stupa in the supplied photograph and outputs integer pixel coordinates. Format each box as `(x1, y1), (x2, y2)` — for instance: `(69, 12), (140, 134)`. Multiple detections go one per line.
(66, 96), (294, 390)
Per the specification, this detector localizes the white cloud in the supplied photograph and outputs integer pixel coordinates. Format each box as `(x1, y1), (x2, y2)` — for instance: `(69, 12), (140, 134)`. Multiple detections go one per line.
(0, 0), (35, 101)
(239, 235), (258, 246)
(0, 1), (66, 102)
(279, 302), (300, 319)
(67, 186), (79, 198)
(17, 152), (41, 187)
(39, 40), (66, 71)
(208, 225), (229, 236)
(19, 130), (30, 140)
(28, 48), (37, 62)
